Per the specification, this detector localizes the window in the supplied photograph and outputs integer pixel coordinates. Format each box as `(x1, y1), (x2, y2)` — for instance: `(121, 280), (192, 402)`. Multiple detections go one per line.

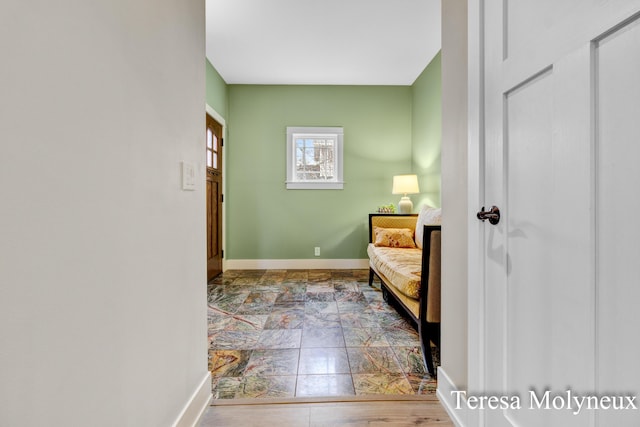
(286, 126), (344, 189)
(206, 127), (219, 170)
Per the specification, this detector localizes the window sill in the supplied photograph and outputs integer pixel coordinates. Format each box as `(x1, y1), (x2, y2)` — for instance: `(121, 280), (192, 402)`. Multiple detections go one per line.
(285, 181), (344, 190)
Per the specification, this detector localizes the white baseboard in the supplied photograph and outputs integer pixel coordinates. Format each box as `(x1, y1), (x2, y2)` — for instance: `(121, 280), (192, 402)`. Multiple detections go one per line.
(224, 259), (369, 270)
(436, 367), (467, 427)
(172, 372), (212, 427)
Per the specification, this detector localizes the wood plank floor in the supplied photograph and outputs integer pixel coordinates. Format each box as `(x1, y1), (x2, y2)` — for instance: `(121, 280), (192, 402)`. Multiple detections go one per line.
(198, 398), (454, 426)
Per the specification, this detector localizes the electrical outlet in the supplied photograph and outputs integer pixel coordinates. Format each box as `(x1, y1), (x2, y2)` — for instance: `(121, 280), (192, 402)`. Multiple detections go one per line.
(314, 247), (320, 256)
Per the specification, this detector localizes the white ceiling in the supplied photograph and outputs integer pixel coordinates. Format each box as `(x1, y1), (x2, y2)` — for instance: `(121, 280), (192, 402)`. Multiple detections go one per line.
(205, 0), (441, 86)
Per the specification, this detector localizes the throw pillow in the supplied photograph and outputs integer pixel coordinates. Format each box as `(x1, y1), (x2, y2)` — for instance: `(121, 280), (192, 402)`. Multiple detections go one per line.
(373, 227), (417, 248)
(415, 205), (442, 249)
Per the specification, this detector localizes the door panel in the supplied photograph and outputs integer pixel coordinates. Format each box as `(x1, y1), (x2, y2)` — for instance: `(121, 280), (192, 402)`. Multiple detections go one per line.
(596, 16), (640, 427)
(206, 178), (219, 258)
(505, 69), (554, 415)
(505, 0), (586, 59)
(475, 1), (640, 426)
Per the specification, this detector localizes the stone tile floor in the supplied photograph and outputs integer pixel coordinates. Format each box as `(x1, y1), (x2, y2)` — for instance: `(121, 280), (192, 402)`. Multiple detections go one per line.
(207, 269), (437, 400)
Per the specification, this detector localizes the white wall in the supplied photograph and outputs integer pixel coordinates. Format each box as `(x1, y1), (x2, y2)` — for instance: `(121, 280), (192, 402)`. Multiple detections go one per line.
(440, 0), (468, 390)
(0, 1), (208, 426)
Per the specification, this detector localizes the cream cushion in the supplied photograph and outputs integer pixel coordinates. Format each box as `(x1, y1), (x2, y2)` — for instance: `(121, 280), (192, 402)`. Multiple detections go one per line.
(415, 205), (442, 249)
(367, 243), (422, 299)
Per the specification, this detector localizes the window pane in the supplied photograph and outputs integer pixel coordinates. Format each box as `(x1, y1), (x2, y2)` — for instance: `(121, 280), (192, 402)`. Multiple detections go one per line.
(207, 150), (212, 167)
(213, 152), (218, 169)
(207, 129), (213, 149)
(296, 144), (305, 170)
(213, 134), (218, 152)
(304, 147), (315, 165)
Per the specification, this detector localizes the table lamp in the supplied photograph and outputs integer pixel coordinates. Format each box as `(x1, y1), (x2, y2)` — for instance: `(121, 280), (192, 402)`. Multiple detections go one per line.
(392, 174), (420, 214)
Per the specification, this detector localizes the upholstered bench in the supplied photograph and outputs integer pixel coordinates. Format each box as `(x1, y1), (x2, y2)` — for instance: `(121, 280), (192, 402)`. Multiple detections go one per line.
(367, 206), (441, 376)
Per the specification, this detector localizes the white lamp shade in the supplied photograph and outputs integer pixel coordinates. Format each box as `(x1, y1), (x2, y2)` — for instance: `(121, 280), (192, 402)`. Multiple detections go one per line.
(392, 174), (420, 195)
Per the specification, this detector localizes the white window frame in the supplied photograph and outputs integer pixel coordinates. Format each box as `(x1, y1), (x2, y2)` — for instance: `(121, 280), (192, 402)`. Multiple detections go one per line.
(286, 126), (344, 190)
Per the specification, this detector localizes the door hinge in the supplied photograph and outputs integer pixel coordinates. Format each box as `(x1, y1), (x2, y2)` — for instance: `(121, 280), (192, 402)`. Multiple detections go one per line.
(221, 194), (224, 203)
(221, 138), (224, 147)
(221, 249), (224, 259)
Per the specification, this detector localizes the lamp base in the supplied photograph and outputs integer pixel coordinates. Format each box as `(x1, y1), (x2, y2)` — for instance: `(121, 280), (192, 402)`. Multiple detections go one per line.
(398, 196), (413, 214)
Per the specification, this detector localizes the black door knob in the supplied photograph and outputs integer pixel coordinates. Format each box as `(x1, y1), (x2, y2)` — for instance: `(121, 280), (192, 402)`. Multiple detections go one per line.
(477, 206), (500, 225)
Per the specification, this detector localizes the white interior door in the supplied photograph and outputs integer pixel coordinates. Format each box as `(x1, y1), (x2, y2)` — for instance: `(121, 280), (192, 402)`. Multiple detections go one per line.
(471, 1), (640, 426)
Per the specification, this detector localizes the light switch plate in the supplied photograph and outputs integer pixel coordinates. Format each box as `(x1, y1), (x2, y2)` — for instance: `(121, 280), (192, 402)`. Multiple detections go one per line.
(182, 161), (195, 191)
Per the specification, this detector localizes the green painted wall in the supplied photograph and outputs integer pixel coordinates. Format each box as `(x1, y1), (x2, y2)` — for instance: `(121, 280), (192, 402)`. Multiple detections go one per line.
(411, 51), (442, 208)
(205, 53), (443, 260)
(206, 59), (228, 118)
(226, 85), (413, 259)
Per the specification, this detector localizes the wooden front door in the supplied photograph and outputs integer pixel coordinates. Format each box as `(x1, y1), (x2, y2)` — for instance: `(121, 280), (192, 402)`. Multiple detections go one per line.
(206, 114), (223, 280)
(470, 1), (640, 426)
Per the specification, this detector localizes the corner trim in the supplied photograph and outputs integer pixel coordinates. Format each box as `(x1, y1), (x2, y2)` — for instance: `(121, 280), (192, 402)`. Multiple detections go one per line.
(436, 367), (467, 427)
(205, 104), (226, 127)
(172, 372), (212, 427)
(225, 259), (369, 270)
